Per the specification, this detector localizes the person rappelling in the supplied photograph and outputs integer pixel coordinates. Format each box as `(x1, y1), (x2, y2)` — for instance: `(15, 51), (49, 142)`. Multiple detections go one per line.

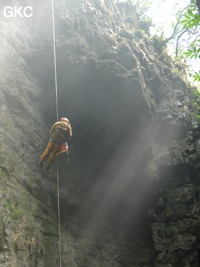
(39, 117), (72, 171)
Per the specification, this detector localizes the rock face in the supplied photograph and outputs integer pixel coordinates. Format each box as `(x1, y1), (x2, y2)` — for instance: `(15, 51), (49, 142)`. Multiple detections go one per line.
(0, 0), (200, 266)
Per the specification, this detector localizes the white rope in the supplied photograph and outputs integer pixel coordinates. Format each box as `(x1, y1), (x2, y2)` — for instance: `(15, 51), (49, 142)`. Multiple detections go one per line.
(52, 0), (59, 121)
(51, 0), (62, 266)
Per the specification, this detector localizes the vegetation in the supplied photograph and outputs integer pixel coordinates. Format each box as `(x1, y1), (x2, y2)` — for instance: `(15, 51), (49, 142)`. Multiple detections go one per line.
(115, 0), (200, 120)
(116, 0), (200, 84)
(190, 89), (200, 122)
(179, 0), (200, 122)
(149, 0), (200, 85)
(180, 0), (200, 82)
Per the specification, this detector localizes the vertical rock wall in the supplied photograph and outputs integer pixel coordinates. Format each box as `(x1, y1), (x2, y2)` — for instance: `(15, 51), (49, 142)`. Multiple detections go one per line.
(0, 0), (200, 266)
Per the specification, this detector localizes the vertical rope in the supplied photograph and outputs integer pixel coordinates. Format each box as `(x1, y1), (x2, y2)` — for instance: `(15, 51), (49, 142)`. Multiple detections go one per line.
(52, 0), (59, 121)
(51, 0), (62, 266)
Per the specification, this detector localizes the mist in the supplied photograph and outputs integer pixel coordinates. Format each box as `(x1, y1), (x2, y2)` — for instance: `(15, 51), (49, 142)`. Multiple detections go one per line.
(1, 1), (196, 265)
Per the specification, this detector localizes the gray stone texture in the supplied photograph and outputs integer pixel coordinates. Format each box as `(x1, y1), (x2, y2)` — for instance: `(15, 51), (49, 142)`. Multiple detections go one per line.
(0, 0), (200, 266)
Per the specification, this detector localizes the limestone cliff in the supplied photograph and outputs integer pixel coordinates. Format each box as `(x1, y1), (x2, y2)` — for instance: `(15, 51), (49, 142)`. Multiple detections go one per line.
(0, 0), (200, 266)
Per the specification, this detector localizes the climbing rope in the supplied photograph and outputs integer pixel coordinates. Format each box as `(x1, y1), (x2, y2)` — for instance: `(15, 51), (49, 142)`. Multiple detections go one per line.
(51, 0), (62, 266)
(52, 0), (59, 121)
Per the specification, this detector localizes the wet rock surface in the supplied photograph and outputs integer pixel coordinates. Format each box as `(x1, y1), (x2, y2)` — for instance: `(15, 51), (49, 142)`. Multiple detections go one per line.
(0, 0), (200, 266)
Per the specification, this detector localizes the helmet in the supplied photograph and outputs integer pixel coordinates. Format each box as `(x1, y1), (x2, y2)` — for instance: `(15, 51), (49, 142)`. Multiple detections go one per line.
(60, 117), (69, 123)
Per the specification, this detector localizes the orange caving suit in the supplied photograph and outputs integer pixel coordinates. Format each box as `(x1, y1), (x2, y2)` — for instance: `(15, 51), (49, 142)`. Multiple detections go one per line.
(40, 121), (72, 163)
(40, 141), (61, 163)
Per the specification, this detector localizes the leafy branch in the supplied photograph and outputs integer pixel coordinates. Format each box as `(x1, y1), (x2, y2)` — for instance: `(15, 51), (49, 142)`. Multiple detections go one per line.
(180, 3), (200, 82)
(166, 6), (189, 42)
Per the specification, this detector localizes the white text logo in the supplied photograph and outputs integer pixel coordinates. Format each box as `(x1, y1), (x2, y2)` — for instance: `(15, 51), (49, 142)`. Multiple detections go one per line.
(3, 6), (33, 18)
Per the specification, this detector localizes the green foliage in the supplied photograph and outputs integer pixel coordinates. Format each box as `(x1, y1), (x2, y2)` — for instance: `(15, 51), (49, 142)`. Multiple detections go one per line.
(151, 34), (165, 43)
(180, 3), (200, 83)
(117, 0), (200, 84)
(171, 69), (182, 74)
(194, 70), (200, 82)
(184, 38), (200, 74)
(190, 89), (200, 122)
(150, 34), (166, 54)
(184, 44), (200, 59)
(181, 4), (200, 28)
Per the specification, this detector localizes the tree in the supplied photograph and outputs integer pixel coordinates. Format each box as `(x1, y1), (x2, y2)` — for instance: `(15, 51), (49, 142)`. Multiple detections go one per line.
(115, 0), (200, 83)
(180, 0), (200, 82)
(142, 0), (200, 84)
